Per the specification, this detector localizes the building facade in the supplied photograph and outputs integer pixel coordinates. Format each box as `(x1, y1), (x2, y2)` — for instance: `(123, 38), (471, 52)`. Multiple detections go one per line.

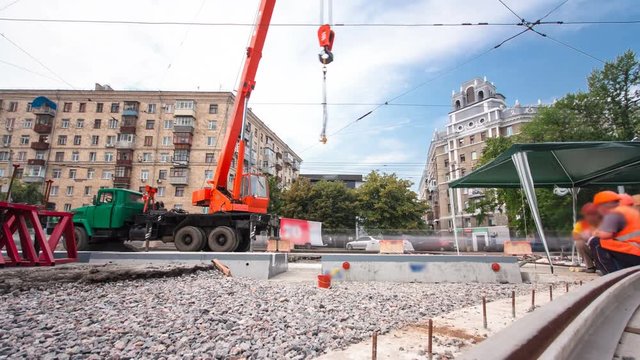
(0, 86), (301, 212)
(418, 77), (539, 231)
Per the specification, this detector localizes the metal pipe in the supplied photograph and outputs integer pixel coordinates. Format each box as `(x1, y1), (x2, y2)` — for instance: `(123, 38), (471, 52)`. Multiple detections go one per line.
(428, 319), (433, 360)
(371, 331), (378, 360)
(512, 290), (516, 318)
(482, 296), (487, 329)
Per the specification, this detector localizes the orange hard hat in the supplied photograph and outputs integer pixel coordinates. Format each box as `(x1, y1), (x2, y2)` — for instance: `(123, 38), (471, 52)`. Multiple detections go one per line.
(593, 191), (620, 205)
(619, 194), (634, 206)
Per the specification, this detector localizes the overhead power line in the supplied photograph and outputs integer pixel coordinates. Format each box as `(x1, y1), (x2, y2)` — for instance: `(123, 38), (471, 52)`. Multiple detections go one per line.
(0, 32), (75, 89)
(0, 58), (60, 82)
(251, 102), (450, 107)
(0, 17), (637, 27)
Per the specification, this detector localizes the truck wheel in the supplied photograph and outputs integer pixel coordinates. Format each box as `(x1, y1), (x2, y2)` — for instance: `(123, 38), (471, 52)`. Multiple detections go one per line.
(207, 226), (238, 252)
(174, 226), (205, 252)
(64, 227), (89, 251)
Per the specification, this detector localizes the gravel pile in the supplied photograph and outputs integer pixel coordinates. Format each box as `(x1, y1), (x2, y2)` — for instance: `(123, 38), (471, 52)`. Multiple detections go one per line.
(0, 271), (534, 359)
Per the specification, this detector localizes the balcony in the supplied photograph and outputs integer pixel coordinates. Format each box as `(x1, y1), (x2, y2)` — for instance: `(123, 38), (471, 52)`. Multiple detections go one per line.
(173, 134), (193, 149)
(173, 124), (194, 134)
(169, 172), (189, 185)
(23, 175), (45, 183)
(32, 106), (56, 117)
(284, 153), (294, 165)
(34, 123), (53, 134)
(174, 108), (196, 118)
(116, 159), (133, 167)
(292, 161), (300, 171)
(122, 102), (140, 117)
(261, 165), (275, 176)
(116, 141), (134, 149)
(27, 159), (46, 166)
(120, 121), (137, 134)
(30, 141), (50, 150)
(113, 177), (131, 188)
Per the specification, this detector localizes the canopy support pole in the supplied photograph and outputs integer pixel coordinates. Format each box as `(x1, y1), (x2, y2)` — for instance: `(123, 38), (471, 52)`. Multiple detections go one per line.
(449, 187), (461, 255)
(512, 152), (554, 273)
(571, 188), (579, 265)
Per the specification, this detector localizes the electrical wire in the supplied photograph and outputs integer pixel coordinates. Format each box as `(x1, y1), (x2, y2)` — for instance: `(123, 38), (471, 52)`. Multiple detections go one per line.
(497, 0), (524, 22)
(0, 58), (60, 82)
(0, 32), (76, 89)
(0, 17), (637, 27)
(0, 0), (21, 12)
(538, 0), (569, 22)
(530, 28), (605, 63)
(251, 102), (450, 107)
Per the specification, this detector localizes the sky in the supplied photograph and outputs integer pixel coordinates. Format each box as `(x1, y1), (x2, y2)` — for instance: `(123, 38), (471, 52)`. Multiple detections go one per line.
(0, 0), (639, 191)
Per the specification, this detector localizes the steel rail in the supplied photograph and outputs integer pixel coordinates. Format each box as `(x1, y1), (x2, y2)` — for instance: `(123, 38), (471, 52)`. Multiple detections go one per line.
(459, 265), (640, 360)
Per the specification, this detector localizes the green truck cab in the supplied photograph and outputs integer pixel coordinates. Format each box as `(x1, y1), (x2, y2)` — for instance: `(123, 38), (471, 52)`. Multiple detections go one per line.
(72, 188), (144, 250)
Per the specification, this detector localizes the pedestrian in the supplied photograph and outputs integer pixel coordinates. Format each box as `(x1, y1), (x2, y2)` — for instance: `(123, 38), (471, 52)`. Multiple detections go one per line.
(572, 202), (599, 273)
(587, 191), (640, 274)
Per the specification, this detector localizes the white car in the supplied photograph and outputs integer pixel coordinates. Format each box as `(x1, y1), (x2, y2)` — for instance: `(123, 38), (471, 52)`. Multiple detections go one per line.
(346, 236), (378, 250)
(366, 239), (415, 253)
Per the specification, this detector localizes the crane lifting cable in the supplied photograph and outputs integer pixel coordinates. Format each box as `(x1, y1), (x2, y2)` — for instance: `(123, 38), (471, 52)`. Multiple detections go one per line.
(317, 0), (335, 144)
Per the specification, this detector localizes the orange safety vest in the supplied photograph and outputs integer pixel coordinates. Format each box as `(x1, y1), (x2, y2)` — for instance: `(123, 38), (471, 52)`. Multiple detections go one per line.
(600, 206), (640, 257)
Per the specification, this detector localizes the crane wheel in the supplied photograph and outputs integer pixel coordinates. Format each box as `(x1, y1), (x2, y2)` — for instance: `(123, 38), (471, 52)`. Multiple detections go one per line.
(174, 226), (205, 252)
(207, 226), (238, 252)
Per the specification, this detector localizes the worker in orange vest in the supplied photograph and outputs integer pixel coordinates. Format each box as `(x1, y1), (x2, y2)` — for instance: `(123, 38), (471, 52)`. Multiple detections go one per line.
(587, 191), (640, 274)
(572, 202), (600, 273)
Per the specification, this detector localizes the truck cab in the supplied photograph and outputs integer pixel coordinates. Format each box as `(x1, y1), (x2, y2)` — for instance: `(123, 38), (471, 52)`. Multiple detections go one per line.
(72, 188), (144, 250)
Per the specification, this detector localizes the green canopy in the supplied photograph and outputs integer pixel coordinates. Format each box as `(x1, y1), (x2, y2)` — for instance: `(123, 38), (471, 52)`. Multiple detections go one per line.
(449, 142), (640, 189)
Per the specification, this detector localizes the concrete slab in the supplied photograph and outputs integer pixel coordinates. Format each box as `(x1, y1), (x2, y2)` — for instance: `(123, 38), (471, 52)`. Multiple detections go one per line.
(321, 254), (522, 283)
(53, 251), (288, 280)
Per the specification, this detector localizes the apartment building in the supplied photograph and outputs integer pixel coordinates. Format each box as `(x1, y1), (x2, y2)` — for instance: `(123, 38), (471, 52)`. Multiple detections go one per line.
(418, 77), (539, 231)
(0, 85), (301, 212)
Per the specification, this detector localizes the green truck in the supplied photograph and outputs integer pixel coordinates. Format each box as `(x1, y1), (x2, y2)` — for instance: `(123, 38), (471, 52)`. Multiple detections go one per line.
(71, 188), (278, 252)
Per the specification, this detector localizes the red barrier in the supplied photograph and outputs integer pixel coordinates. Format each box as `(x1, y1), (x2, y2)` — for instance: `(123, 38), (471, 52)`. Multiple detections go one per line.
(0, 201), (77, 266)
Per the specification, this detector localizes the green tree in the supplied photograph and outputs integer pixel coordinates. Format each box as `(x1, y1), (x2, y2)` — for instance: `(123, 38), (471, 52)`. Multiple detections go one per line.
(356, 171), (428, 232)
(279, 178), (357, 229)
(267, 175), (283, 214)
(1, 180), (43, 205)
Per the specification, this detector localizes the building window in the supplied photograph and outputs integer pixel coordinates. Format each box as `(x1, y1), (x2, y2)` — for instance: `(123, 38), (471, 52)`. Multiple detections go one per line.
(147, 103), (157, 114)
(163, 120), (173, 129)
(205, 153), (215, 163)
(204, 170), (213, 180)
(460, 154), (466, 163)
(110, 103), (120, 113)
(106, 135), (115, 146)
(458, 138), (464, 147)
(175, 186), (185, 197)
(69, 169), (77, 179)
(87, 168), (95, 179)
(63, 102), (72, 112)
(174, 116), (194, 127)
(108, 118), (118, 129)
(23, 119), (33, 128)
(208, 120), (217, 130)
(142, 153), (152, 162)
(71, 152), (80, 162)
(173, 150), (189, 162)
(140, 169), (149, 181)
(158, 170), (167, 180)
(207, 137), (216, 147)
(104, 152), (114, 162)
(465, 87), (475, 103)
(76, 119), (84, 128)
(20, 135), (30, 145)
(96, 103), (104, 113)
(478, 90), (484, 101)
(58, 135), (67, 145)
(162, 136), (171, 146)
(0, 151), (9, 161)
(50, 186), (59, 196)
(79, 103), (86, 113)
(481, 131), (487, 141)
(16, 151), (26, 161)
(209, 104), (218, 114)
(66, 186), (74, 196)
(146, 120), (155, 129)
(471, 151), (478, 160)
(157, 186), (165, 197)
(160, 153), (169, 162)
(26, 102), (32, 112)
(94, 119), (102, 129)
(469, 135), (475, 144)
(488, 217), (496, 226)
(91, 135), (99, 146)
(464, 218), (472, 227)
(52, 168), (62, 178)
(55, 152), (64, 162)
(73, 135), (82, 145)
(505, 126), (514, 136)
(444, 159), (449, 168)
(63, 204), (72, 212)
(83, 186), (92, 196)
(89, 152), (97, 162)
(1, 135), (11, 146)
(102, 170), (113, 180)
(144, 136), (153, 147)
(61, 119), (70, 129)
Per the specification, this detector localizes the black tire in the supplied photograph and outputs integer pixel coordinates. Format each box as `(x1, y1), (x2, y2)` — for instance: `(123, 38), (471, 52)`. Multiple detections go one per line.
(64, 226), (89, 251)
(235, 230), (250, 252)
(174, 226), (205, 252)
(207, 226), (238, 252)
(346, 244), (353, 250)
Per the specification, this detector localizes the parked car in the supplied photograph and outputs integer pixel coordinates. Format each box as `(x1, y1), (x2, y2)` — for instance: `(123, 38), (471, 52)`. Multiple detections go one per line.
(346, 236), (378, 250)
(366, 239), (415, 253)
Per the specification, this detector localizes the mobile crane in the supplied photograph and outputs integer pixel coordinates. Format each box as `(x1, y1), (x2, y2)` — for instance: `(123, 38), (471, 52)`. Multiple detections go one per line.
(72, 0), (281, 252)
